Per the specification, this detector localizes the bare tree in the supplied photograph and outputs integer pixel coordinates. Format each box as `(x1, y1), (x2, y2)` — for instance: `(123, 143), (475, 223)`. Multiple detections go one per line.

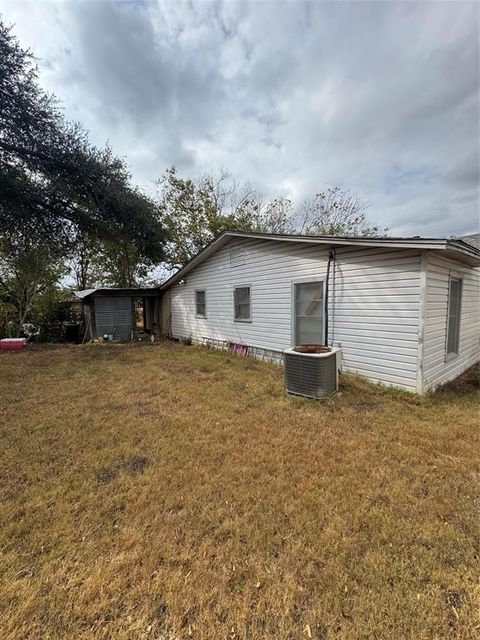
(252, 197), (296, 234)
(295, 187), (386, 237)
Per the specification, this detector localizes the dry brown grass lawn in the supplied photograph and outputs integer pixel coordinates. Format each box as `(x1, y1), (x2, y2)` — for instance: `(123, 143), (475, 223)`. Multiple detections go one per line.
(0, 342), (478, 640)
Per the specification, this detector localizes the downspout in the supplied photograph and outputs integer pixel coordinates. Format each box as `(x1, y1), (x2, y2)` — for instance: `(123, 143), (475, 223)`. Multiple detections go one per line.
(324, 248), (335, 346)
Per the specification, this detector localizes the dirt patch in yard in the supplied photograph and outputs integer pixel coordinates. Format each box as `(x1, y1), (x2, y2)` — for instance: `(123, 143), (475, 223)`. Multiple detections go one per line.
(96, 455), (149, 483)
(96, 467), (119, 484)
(122, 454), (149, 474)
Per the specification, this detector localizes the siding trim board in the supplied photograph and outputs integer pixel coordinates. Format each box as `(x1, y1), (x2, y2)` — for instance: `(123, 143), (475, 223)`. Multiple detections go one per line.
(166, 235), (479, 393)
(416, 251), (427, 394)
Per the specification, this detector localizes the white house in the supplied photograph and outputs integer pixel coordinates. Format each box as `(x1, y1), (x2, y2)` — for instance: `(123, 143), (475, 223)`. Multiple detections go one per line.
(160, 231), (480, 393)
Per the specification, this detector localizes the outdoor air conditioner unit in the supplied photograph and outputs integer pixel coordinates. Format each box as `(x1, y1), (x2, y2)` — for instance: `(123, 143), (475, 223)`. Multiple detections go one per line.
(284, 346), (340, 399)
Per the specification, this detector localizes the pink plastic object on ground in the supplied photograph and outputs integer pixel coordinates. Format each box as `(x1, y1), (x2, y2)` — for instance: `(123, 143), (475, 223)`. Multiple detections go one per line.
(229, 341), (249, 357)
(0, 338), (27, 350)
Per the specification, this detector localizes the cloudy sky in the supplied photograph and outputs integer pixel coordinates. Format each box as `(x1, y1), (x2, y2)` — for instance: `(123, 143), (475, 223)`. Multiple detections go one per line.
(1, 0), (479, 236)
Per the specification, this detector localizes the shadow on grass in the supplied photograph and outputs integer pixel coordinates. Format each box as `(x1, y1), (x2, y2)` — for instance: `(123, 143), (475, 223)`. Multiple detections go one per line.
(430, 364), (480, 402)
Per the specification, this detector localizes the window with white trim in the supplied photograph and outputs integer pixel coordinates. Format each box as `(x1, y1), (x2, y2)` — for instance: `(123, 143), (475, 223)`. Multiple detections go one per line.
(195, 290), (206, 318)
(294, 281), (324, 345)
(234, 286), (251, 321)
(446, 277), (462, 355)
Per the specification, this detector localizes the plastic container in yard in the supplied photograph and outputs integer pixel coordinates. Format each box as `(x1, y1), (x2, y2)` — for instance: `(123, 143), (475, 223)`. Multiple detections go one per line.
(0, 338), (27, 351)
(64, 323), (80, 343)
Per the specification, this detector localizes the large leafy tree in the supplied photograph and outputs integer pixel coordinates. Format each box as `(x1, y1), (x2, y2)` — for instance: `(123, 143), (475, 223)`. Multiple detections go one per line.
(68, 232), (151, 290)
(157, 167), (259, 270)
(67, 231), (101, 292)
(0, 18), (167, 262)
(90, 239), (151, 288)
(0, 234), (66, 336)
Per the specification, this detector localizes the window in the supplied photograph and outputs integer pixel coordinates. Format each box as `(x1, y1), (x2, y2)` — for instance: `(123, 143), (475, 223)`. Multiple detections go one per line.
(195, 290), (206, 318)
(446, 277), (462, 356)
(294, 281), (324, 345)
(234, 286), (251, 321)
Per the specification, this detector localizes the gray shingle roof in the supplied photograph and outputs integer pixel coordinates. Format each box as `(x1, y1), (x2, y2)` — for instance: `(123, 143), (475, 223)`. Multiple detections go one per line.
(460, 234), (480, 251)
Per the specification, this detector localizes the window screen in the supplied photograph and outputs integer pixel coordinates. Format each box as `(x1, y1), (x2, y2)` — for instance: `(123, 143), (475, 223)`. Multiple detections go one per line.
(295, 281), (324, 345)
(195, 290), (206, 317)
(234, 286), (251, 320)
(446, 278), (462, 355)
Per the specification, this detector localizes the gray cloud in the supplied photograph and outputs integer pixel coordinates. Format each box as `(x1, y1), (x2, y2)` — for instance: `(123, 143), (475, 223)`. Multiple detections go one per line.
(1, 0), (478, 235)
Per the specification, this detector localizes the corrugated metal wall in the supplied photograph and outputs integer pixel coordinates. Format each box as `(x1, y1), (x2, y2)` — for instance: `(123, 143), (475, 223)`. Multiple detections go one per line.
(94, 297), (133, 340)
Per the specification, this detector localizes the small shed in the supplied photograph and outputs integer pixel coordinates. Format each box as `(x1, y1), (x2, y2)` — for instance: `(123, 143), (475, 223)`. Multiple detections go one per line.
(75, 288), (162, 341)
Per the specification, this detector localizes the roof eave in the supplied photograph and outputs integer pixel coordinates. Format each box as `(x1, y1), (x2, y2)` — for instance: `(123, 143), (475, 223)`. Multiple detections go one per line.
(160, 231), (479, 290)
(74, 287), (161, 299)
(445, 240), (480, 266)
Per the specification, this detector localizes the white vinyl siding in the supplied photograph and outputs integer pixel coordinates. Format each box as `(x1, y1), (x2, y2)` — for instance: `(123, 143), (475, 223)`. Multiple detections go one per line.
(230, 244), (246, 267)
(170, 238), (423, 391)
(423, 255), (480, 391)
(331, 245), (421, 391)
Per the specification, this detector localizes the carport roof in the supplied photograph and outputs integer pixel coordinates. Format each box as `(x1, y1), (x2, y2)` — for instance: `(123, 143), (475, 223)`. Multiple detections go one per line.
(74, 288), (159, 299)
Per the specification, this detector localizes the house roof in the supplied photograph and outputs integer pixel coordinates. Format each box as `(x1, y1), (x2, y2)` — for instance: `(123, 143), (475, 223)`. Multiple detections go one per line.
(160, 230), (480, 290)
(461, 233), (480, 251)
